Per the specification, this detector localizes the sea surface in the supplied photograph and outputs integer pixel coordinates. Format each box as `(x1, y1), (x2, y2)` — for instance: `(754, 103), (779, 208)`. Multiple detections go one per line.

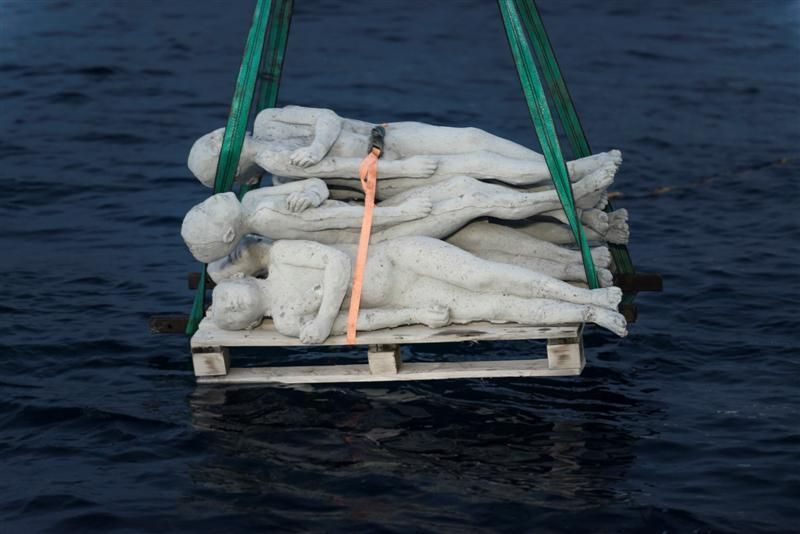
(1, 0), (798, 531)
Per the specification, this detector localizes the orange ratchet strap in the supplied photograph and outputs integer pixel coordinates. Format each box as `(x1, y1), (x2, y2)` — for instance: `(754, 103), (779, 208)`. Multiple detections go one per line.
(346, 125), (386, 344)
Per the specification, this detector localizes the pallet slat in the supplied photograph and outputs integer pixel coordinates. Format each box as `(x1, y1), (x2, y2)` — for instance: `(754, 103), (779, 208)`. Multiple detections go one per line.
(197, 359), (582, 384)
(191, 319), (580, 348)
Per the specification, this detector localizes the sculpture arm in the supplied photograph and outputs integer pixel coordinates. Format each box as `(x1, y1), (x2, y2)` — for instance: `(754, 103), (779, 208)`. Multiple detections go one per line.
(255, 146), (439, 181)
(256, 106), (343, 167)
(307, 109), (342, 161)
(244, 177), (329, 201)
(207, 235), (272, 283)
(271, 240), (351, 343)
(298, 156), (437, 180)
(328, 305), (450, 335)
(243, 177), (329, 212)
(277, 196), (430, 231)
(256, 105), (339, 127)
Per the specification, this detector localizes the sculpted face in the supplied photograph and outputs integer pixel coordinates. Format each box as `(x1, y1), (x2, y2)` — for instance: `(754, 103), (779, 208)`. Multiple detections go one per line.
(181, 192), (244, 263)
(187, 128), (262, 188)
(211, 277), (265, 330)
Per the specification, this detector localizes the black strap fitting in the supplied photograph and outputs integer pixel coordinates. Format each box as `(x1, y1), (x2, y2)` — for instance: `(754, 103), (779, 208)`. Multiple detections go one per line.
(368, 125), (386, 157)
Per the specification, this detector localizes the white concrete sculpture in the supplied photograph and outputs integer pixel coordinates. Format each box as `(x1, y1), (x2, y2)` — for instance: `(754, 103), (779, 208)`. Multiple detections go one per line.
(181, 164), (616, 263)
(187, 105), (621, 200)
(206, 236), (627, 342)
(182, 106), (633, 345)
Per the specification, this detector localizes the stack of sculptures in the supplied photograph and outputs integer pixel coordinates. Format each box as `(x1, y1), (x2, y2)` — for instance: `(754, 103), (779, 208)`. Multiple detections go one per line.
(181, 106), (630, 343)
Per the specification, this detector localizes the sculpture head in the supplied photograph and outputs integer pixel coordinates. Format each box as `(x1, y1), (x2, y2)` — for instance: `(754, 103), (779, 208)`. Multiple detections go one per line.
(187, 128), (262, 188)
(181, 192), (245, 263)
(210, 276), (266, 330)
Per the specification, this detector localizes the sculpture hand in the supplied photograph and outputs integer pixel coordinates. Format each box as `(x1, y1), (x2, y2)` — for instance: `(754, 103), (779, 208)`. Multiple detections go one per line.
(286, 190), (322, 213)
(289, 145), (325, 168)
(402, 195), (433, 219)
(418, 304), (450, 328)
(299, 317), (333, 344)
(402, 156), (439, 178)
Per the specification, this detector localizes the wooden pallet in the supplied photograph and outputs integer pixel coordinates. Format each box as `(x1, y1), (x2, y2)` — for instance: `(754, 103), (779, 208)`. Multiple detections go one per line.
(191, 318), (585, 384)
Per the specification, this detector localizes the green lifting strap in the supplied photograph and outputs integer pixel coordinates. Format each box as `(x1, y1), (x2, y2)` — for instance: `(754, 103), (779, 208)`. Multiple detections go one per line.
(186, 0), (293, 335)
(498, 0), (600, 289)
(240, 0), (294, 198)
(514, 0), (636, 280)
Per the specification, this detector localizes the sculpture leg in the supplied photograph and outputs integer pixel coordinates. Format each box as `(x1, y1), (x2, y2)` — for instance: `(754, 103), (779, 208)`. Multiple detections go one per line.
(446, 220), (611, 267)
(518, 208), (629, 246)
(432, 150), (618, 186)
(391, 124), (619, 175)
(539, 207), (610, 235)
(454, 128), (622, 177)
(441, 293), (627, 337)
(371, 170), (612, 242)
(467, 249), (614, 288)
(386, 124), (546, 161)
(386, 237), (621, 309)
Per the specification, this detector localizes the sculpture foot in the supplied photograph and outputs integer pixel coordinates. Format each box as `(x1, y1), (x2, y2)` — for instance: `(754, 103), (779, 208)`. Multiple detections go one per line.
(598, 268), (614, 288)
(608, 208), (628, 225)
(568, 149), (622, 179)
(592, 286), (622, 310)
(574, 162), (616, 199)
(588, 307), (628, 337)
(594, 191), (609, 210)
(606, 149), (622, 167)
(605, 210), (630, 245)
(591, 246), (611, 268)
(583, 208), (609, 234)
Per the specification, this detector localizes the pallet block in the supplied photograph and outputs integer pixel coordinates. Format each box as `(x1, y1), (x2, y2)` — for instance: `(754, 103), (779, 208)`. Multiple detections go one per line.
(190, 318), (585, 384)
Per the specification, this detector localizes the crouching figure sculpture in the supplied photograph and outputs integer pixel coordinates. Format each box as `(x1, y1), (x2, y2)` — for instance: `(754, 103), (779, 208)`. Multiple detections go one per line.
(206, 236), (628, 343)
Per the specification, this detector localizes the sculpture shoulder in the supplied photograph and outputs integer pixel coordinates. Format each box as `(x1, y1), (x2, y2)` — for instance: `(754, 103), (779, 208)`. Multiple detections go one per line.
(242, 191), (284, 214)
(254, 105), (338, 128)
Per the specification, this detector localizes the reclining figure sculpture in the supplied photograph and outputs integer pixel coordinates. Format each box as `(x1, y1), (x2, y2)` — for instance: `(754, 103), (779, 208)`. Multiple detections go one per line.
(206, 236), (627, 343)
(181, 164), (616, 267)
(187, 105), (620, 205)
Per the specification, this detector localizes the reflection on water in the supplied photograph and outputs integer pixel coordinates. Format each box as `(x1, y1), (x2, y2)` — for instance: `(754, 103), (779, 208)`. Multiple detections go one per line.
(187, 346), (652, 527)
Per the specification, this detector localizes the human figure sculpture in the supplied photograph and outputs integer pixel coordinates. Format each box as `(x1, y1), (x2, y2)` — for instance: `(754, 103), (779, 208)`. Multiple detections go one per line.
(187, 105), (621, 201)
(181, 164), (616, 263)
(205, 235), (628, 343)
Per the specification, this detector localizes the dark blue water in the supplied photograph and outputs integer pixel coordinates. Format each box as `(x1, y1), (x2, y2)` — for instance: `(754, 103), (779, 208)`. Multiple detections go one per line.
(1, 0), (798, 531)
